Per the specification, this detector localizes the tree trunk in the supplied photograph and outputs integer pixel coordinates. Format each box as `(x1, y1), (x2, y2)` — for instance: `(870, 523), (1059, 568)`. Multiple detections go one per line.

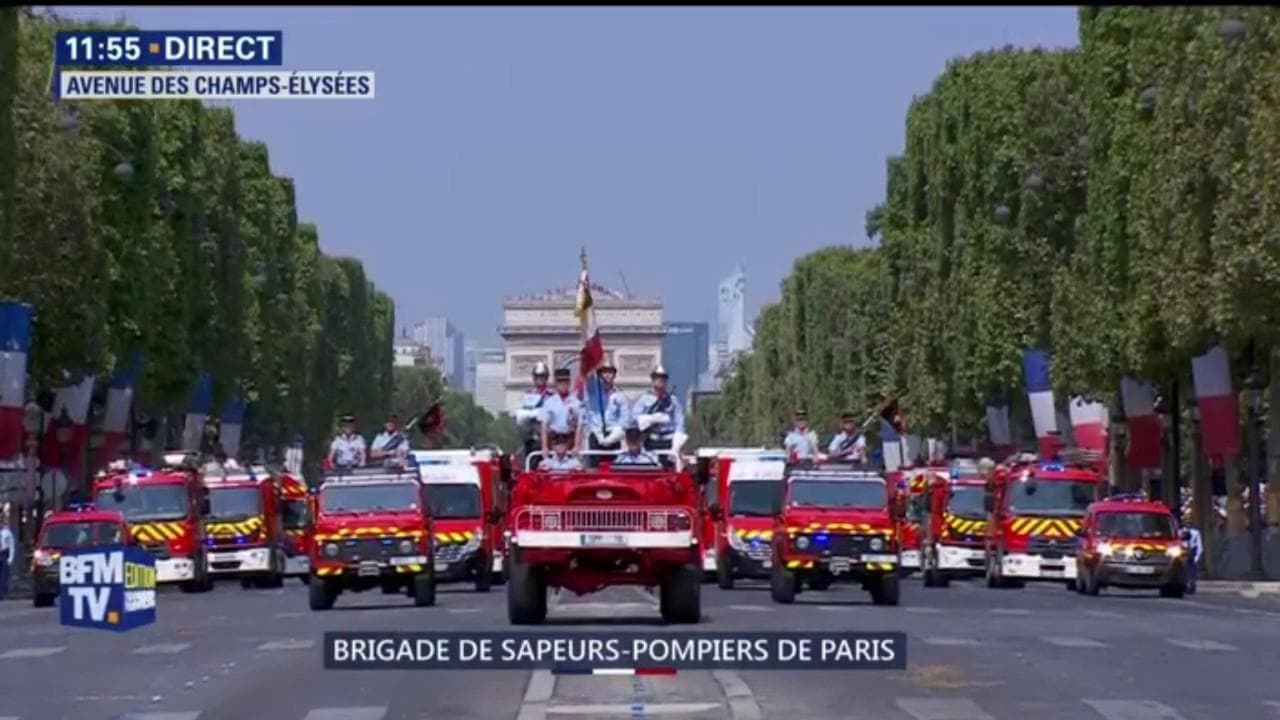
(1268, 348), (1280, 527)
(1226, 454), (1247, 536)
(1190, 415), (1214, 574)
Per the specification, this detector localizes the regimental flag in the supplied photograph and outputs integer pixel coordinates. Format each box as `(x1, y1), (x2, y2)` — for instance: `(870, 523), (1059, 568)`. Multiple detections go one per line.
(182, 373), (213, 451)
(878, 397), (905, 433)
(219, 393), (246, 458)
(1068, 397), (1108, 454)
(985, 403), (1013, 456)
(284, 434), (304, 476)
(1121, 377), (1162, 470)
(0, 302), (33, 462)
(43, 375), (95, 478)
(1022, 349), (1060, 458)
(1192, 345), (1239, 462)
(95, 355), (142, 470)
(574, 249), (605, 401)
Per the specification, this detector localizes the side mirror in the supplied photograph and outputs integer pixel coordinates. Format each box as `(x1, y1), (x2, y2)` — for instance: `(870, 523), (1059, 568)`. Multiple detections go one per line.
(695, 457), (711, 486)
(199, 497), (211, 516)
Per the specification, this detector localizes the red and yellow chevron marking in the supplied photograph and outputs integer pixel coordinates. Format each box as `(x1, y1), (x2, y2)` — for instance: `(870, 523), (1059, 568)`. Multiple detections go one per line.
(787, 523), (893, 537)
(285, 529), (308, 539)
(1113, 542), (1170, 554)
(315, 567), (343, 577)
(129, 521), (187, 543)
(909, 475), (929, 492)
(945, 514), (987, 536)
(734, 528), (773, 541)
(434, 530), (476, 545)
(314, 528), (424, 542)
(865, 562), (896, 571)
(394, 564), (423, 574)
(1009, 517), (1082, 538)
(785, 559), (815, 570)
(205, 516), (264, 538)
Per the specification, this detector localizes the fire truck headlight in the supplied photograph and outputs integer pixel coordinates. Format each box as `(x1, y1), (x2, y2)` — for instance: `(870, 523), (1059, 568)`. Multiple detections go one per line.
(1097, 542), (1114, 557)
(870, 538), (885, 552)
(34, 551), (54, 567)
(795, 536), (810, 550)
(1166, 545), (1183, 558)
(399, 539), (414, 554)
(324, 543), (339, 558)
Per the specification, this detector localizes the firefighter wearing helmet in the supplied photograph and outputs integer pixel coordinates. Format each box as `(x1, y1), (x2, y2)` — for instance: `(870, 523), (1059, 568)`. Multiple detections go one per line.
(515, 362), (553, 457)
(586, 360), (631, 467)
(632, 364), (686, 465)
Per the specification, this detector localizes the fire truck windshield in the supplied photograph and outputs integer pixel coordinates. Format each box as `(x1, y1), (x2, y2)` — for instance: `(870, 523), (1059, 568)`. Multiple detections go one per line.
(321, 483), (419, 513)
(1098, 511), (1175, 539)
(95, 485), (188, 521)
(424, 484), (481, 519)
(42, 522), (123, 548)
(1008, 480), (1094, 515)
(281, 499), (309, 530)
(208, 487), (262, 520)
(949, 486), (986, 518)
(728, 480), (780, 516)
(790, 480), (885, 509)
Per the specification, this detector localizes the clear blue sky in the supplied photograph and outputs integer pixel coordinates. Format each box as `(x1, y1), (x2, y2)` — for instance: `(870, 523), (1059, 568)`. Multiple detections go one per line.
(62, 7), (1080, 345)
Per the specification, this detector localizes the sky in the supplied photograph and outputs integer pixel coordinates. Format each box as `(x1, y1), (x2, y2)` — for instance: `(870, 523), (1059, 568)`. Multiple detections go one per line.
(62, 7), (1080, 346)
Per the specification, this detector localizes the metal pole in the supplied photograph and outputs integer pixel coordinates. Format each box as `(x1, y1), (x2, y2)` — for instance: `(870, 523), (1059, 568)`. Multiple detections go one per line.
(1247, 386), (1264, 575)
(1167, 379), (1181, 515)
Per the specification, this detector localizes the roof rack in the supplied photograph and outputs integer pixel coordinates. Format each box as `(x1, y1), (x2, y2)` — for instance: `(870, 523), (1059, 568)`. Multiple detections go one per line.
(1105, 492), (1150, 502)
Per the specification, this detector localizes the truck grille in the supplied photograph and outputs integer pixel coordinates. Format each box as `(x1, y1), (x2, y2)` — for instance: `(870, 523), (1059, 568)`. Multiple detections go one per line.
(1027, 535), (1078, 558)
(141, 543), (170, 560)
(517, 506), (692, 532)
(825, 535), (880, 556)
(336, 538), (414, 563)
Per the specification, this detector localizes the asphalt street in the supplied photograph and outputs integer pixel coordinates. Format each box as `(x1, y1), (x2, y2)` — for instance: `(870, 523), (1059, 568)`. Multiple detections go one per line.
(1, 575), (1277, 720)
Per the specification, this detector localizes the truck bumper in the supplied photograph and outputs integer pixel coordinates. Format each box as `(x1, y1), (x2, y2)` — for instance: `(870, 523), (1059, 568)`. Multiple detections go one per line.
(726, 548), (772, 577)
(284, 554), (311, 576)
(432, 550), (483, 582)
(702, 548), (717, 572)
(1095, 560), (1185, 588)
(937, 545), (985, 573)
(899, 550), (921, 570)
(207, 547), (272, 575)
(156, 557), (196, 583)
(1002, 552), (1077, 581)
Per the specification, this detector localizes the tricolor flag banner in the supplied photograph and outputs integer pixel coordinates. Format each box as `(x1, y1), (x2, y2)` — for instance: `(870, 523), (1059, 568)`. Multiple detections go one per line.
(574, 250), (605, 401)
(1191, 345), (1240, 461)
(181, 373), (213, 451)
(0, 302), (34, 462)
(1022, 349), (1060, 457)
(880, 418), (903, 472)
(1121, 377), (1162, 470)
(985, 404), (1013, 456)
(902, 434), (923, 468)
(284, 434), (304, 476)
(219, 394), (246, 458)
(1068, 397), (1108, 453)
(95, 355), (142, 470)
(43, 375), (95, 478)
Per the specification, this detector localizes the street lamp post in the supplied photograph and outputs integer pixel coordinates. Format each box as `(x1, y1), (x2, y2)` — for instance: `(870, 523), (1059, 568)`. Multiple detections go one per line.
(1242, 366), (1264, 576)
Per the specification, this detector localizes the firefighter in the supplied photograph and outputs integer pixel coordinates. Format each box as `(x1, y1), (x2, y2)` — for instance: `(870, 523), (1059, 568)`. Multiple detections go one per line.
(586, 361), (630, 466)
(784, 409), (821, 462)
(541, 367), (584, 453)
(327, 414), (367, 469)
(613, 421), (659, 466)
(515, 362), (553, 457)
(827, 411), (868, 462)
(1181, 521), (1202, 594)
(633, 365), (685, 464)
(370, 413), (410, 465)
(538, 432), (584, 472)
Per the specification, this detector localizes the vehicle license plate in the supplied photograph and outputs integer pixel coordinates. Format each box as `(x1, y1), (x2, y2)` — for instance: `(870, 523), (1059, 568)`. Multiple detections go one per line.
(581, 533), (627, 547)
(829, 558), (851, 574)
(1127, 565), (1157, 575)
(358, 562), (381, 577)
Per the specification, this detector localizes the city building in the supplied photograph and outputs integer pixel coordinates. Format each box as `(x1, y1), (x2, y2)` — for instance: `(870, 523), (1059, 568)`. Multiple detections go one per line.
(412, 317), (466, 389)
(499, 284), (664, 414)
(663, 321), (710, 406)
(463, 341), (478, 398)
(473, 348), (507, 417)
(708, 265), (754, 388)
(393, 338), (430, 368)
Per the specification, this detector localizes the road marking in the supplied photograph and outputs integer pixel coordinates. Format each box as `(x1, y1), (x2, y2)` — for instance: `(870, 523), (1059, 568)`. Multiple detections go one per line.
(448, 608), (482, 614)
(988, 608), (1030, 615)
(1164, 639), (1238, 652)
(301, 709), (387, 720)
(905, 607), (943, 614)
(1082, 699), (1184, 720)
(551, 602), (657, 616)
(918, 637), (980, 647)
(517, 670), (555, 720)
(0, 607), (47, 620)
(1084, 610), (1125, 619)
(816, 605), (854, 611)
(0, 646), (65, 659)
(273, 612), (306, 618)
(1041, 636), (1108, 648)
(257, 639), (315, 651)
(1265, 701), (1280, 715)
(546, 704), (722, 715)
(118, 713), (202, 720)
(133, 643), (192, 655)
(727, 604), (772, 612)
(713, 669), (763, 720)
(896, 697), (995, 720)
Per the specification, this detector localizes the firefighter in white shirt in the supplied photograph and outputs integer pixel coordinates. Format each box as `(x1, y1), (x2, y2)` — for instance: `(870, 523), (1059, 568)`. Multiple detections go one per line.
(516, 362), (553, 457)
(327, 414), (367, 469)
(784, 409), (822, 462)
(370, 413), (410, 465)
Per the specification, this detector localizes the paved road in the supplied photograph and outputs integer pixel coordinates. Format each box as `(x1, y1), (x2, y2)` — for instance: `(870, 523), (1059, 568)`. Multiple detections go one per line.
(1, 575), (1278, 720)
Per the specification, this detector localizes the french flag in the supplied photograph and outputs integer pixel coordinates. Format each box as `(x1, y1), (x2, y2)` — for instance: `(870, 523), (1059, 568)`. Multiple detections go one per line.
(181, 373), (213, 451)
(1068, 397), (1108, 453)
(574, 252), (605, 400)
(0, 302), (33, 462)
(1022, 349), (1060, 457)
(985, 403), (1013, 456)
(43, 375), (95, 479)
(1121, 377), (1162, 469)
(880, 418), (903, 472)
(219, 394), (246, 458)
(1191, 345), (1239, 461)
(95, 355), (142, 469)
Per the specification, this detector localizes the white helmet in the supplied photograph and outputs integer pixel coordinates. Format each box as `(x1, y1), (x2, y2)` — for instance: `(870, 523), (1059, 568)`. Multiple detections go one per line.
(532, 362), (549, 378)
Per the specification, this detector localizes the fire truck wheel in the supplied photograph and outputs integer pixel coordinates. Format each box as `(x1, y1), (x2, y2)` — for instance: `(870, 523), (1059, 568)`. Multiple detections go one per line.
(1158, 582), (1184, 599)
(32, 592), (56, 608)
(507, 557), (547, 624)
(716, 552), (735, 590)
(871, 573), (900, 606)
(475, 554), (493, 592)
(309, 578), (336, 610)
(413, 572), (436, 607)
(770, 564), (797, 604)
(659, 565), (702, 624)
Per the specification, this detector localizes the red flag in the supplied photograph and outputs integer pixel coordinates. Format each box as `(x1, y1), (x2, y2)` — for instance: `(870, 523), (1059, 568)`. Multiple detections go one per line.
(575, 250), (604, 399)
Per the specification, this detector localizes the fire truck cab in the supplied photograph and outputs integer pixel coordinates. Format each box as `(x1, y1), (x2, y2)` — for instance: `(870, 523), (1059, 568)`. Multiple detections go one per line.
(918, 457), (988, 587)
(279, 472), (312, 580)
(410, 448), (510, 592)
(705, 450), (787, 589)
(1075, 494), (1187, 598)
(898, 465), (949, 574)
(201, 465), (286, 588)
(984, 451), (1106, 588)
(505, 450), (707, 624)
(91, 453), (212, 592)
(30, 505), (130, 607)
(770, 460), (904, 605)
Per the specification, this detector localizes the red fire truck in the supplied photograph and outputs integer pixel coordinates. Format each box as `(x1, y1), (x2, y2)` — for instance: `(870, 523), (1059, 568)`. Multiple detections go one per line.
(411, 448), (510, 591)
(918, 457), (989, 587)
(984, 451), (1106, 588)
(897, 465), (948, 575)
(201, 464), (286, 588)
(504, 450), (707, 624)
(279, 472), (312, 580)
(1075, 494), (1187, 597)
(92, 453), (212, 592)
(705, 450), (787, 589)
(30, 505), (130, 607)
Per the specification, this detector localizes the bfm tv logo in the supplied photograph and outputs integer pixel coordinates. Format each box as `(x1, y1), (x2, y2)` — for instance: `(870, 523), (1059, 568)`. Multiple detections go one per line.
(59, 545), (157, 631)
